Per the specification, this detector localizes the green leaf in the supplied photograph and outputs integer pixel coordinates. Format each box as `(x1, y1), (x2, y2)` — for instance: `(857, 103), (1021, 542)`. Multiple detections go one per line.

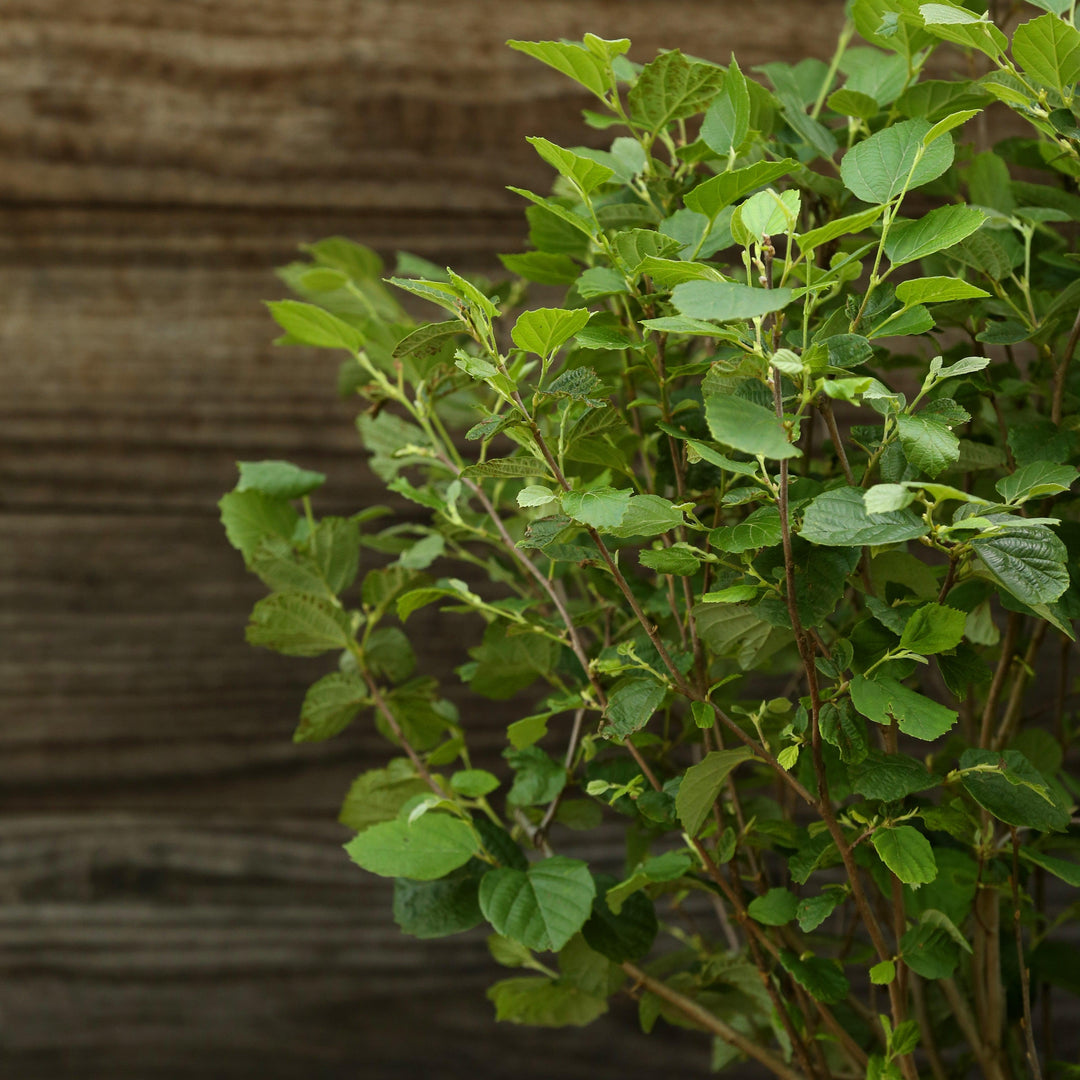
(684, 159), (800, 221)
(796, 889), (847, 933)
(266, 299), (364, 352)
(701, 57), (751, 155)
(971, 520), (1070, 605)
(507, 39), (618, 102)
(901, 915), (961, 979)
(704, 393), (801, 460)
(899, 603), (966, 655)
(219, 490), (300, 564)
(747, 888), (799, 926)
(864, 484), (915, 514)
(872, 826), (938, 887)
(896, 413), (960, 478)
(608, 494), (686, 538)
(959, 749), (1070, 832)
(779, 950), (850, 1004)
(480, 857), (597, 952)
(245, 593), (353, 657)
(561, 486), (633, 529)
(487, 973), (607, 1028)
(605, 852), (694, 914)
(799, 486), (928, 546)
(850, 675), (958, 741)
(796, 205), (885, 255)
(451, 769), (500, 798)
(851, 752), (938, 801)
(499, 252), (581, 286)
(894, 277), (989, 306)
(393, 860), (486, 938)
(511, 307), (592, 358)
(526, 137), (615, 197)
(463, 457), (553, 480)
(828, 88), (882, 120)
(919, 5), (1007, 58)
(676, 748), (755, 836)
(345, 812), (478, 881)
(639, 546), (702, 576)
(995, 462), (1077, 505)
(604, 677), (668, 740)
(582, 873), (659, 962)
(819, 699), (870, 764)
(295, 672), (368, 742)
(710, 506), (782, 553)
(1012, 13), (1080, 99)
(870, 960), (897, 985)
(518, 485), (558, 508)
(338, 761), (431, 832)
(672, 280), (796, 322)
(885, 205), (986, 266)
(469, 624), (557, 701)
(543, 367), (607, 407)
(628, 50), (726, 136)
(1019, 848), (1080, 887)
(236, 460), (326, 500)
(508, 187), (597, 240)
(840, 118), (954, 204)
(505, 746), (567, 807)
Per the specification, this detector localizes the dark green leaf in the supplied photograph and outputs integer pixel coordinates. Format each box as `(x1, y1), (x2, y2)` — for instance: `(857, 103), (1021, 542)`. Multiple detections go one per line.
(851, 752), (937, 801)
(899, 603), (966, 655)
(393, 860), (486, 938)
(885, 206), (986, 266)
(676, 749), (755, 836)
(959, 749), (1070, 832)
(779, 950), (849, 1004)
(799, 486), (928, 546)
(582, 873), (658, 962)
(604, 676), (668, 740)
(704, 393), (800, 459)
(236, 460), (327, 500)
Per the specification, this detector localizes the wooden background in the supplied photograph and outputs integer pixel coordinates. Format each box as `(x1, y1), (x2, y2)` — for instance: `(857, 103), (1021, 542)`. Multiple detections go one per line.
(0, 2), (868, 1076)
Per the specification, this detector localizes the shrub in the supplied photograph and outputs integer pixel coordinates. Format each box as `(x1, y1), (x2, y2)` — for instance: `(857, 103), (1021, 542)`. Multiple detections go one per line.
(221, 5), (1080, 1078)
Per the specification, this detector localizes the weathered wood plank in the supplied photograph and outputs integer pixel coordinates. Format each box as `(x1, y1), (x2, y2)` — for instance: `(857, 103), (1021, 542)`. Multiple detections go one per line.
(0, 1), (847, 211)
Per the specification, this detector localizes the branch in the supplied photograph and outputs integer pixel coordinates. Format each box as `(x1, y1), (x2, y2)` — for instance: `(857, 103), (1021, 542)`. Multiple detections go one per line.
(1012, 828), (1044, 1080)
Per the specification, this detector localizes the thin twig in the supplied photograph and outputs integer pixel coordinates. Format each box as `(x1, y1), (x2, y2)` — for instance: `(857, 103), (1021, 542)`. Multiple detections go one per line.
(1012, 828), (1045, 1080)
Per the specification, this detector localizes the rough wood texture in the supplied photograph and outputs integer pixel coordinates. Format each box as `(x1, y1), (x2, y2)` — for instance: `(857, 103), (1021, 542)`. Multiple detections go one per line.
(0, 1), (830, 1076)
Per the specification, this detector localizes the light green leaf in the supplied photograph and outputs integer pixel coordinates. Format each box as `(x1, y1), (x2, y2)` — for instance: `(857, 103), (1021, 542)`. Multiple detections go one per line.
(245, 592), (353, 657)
(971, 520), (1070, 604)
(605, 852), (694, 915)
(849, 675), (958, 741)
(896, 413), (960, 478)
(870, 960), (897, 985)
(451, 769), (500, 798)
(464, 457), (553, 480)
(923, 108), (983, 144)
(936, 354), (990, 379)
(995, 462), (1077, 505)
(608, 494), (686, 538)
(345, 812), (478, 881)
(684, 159), (800, 221)
(704, 394), (801, 460)
(505, 747), (567, 806)
(872, 826), (938, 887)
(338, 760), (431, 832)
(799, 486), (928, 546)
(796, 889), (847, 933)
(919, 5), (1007, 59)
(526, 137), (615, 197)
(543, 367), (607, 407)
(236, 460), (326, 500)
(828, 88), (882, 120)
(747, 888), (799, 926)
(899, 603), (966, 655)
(487, 976), (608, 1028)
(518, 485), (558, 508)
(507, 39), (617, 102)
(840, 118), (954, 204)
(499, 252), (581, 286)
(676, 748), (755, 836)
(1012, 13), (1080, 99)
(604, 677), (668, 740)
(673, 280), (796, 322)
(738, 188), (801, 242)
(885, 205), (986, 266)
(561, 486), (633, 530)
(295, 672), (369, 742)
(266, 299), (364, 352)
(894, 277), (990, 306)
(864, 484), (915, 514)
(512, 307), (592, 357)
(480, 857), (597, 952)
(628, 50), (726, 136)
(701, 56), (750, 155)
(575, 266), (629, 299)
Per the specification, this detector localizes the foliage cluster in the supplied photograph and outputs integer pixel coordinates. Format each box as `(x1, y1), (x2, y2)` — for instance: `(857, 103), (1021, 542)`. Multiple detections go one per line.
(222, 3), (1080, 1077)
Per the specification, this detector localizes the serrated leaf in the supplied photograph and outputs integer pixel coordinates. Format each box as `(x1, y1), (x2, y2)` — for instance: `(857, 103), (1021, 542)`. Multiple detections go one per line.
(919, 5), (1007, 59)
(840, 118), (954, 204)
(561, 486), (632, 529)
(505, 747), (567, 807)
(959, 749), (1070, 832)
(796, 889), (847, 933)
(463, 457), (553, 480)
(639, 546), (702, 576)
(996, 462), (1077, 505)
(896, 413), (960, 478)
(480, 857), (597, 952)
(219, 490), (300, 564)
(894, 277), (989, 306)
(799, 486), (928, 546)
(345, 812), (478, 881)
(245, 593), (353, 657)
(796, 205), (885, 255)
(900, 918), (960, 980)
(527, 136), (615, 198)
(603, 676), (668, 740)
(852, 752), (938, 801)
(899, 603), (966, 655)
(543, 366), (607, 407)
(747, 888), (799, 926)
(971, 520), (1070, 605)
(582, 873), (658, 962)
(710, 506), (782, 552)
(1013, 13), (1080, 99)
(236, 460), (326, 499)
(629, 50), (726, 136)
(676, 748), (755, 836)
(512, 307), (592, 358)
(608, 494), (685, 538)
(779, 950), (850, 1004)
(885, 205), (986, 266)
(266, 299), (364, 352)
(850, 675), (958, 741)
(393, 861), (486, 939)
(1019, 849), (1080, 886)
(872, 826), (938, 887)
(701, 57), (750, 154)
(518, 485), (558, 508)
(704, 393), (801, 460)
(673, 280), (796, 322)
(295, 672), (369, 742)
(338, 761), (432, 832)
(684, 159), (800, 221)
(487, 975), (607, 1028)
(507, 39), (614, 101)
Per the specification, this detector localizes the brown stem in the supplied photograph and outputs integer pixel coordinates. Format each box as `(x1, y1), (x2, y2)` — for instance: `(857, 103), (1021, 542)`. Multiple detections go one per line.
(936, 551), (960, 604)
(1051, 305), (1080, 426)
(911, 976), (948, 1080)
(621, 963), (809, 1080)
(535, 708), (587, 842)
(819, 397), (855, 485)
(941, 977), (1004, 1080)
(993, 621), (1047, 751)
(1012, 828), (1045, 1080)
(980, 612), (1020, 748)
(360, 668), (443, 796)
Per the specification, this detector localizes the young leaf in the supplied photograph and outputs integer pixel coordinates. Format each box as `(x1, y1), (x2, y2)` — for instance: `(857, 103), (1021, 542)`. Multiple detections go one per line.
(451, 769), (501, 798)
(345, 812), (478, 881)
(747, 888), (799, 926)
(840, 119), (954, 204)
(870, 960), (896, 985)
(561, 486), (633, 530)
(676, 748), (755, 836)
(479, 857), (597, 952)
(507, 39), (618, 102)
(266, 300), (364, 352)
(919, 5), (1007, 59)
(799, 486), (928, 546)
(701, 57), (750, 155)
(512, 307), (592, 357)
(872, 826), (938, 887)
(899, 603), (966, 655)
(684, 159), (800, 220)
(896, 413), (960, 478)
(704, 393), (801, 460)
